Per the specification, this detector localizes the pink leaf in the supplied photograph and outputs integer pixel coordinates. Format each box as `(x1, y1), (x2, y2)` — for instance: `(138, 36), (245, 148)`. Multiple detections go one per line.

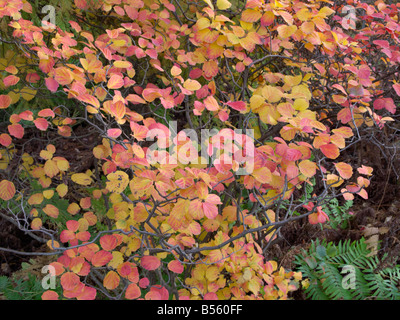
(34, 118), (49, 131)
(8, 123), (24, 139)
(141, 255), (161, 271)
(107, 128), (122, 138)
(226, 101), (247, 112)
(168, 260), (184, 274)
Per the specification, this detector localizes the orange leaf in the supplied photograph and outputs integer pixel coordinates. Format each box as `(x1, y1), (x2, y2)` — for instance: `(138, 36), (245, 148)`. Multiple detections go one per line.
(41, 290), (59, 300)
(357, 165), (373, 176)
(91, 250), (113, 267)
(54, 67), (73, 85)
(61, 272), (80, 291)
(125, 283), (141, 300)
(126, 94), (146, 104)
(320, 143), (339, 159)
(334, 162), (353, 179)
(103, 270), (120, 290)
(31, 218), (42, 230)
(76, 285), (96, 300)
(107, 74), (124, 90)
(109, 100), (126, 119)
(277, 25), (297, 39)
(241, 9), (262, 23)
(299, 160), (317, 178)
(168, 199), (189, 230)
(77, 94), (100, 109)
(100, 234), (119, 251)
(141, 255), (161, 271)
(0, 180), (15, 201)
(253, 167), (272, 184)
(142, 88), (162, 102)
(43, 204), (59, 218)
(183, 79), (201, 91)
(204, 95), (219, 111)
(3, 75), (20, 87)
(203, 60), (218, 79)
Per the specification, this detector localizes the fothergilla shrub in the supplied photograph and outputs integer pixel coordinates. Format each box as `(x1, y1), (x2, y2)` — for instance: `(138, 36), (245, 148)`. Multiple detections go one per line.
(0, 0), (398, 300)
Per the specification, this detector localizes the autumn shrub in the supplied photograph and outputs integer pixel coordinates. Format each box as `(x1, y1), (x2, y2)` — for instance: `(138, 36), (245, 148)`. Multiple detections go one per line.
(0, 0), (399, 300)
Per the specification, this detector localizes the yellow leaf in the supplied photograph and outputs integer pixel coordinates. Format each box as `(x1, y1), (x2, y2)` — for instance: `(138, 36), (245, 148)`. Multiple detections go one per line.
(20, 87), (37, 101)
(108, 251), (124, 269)
(44, 159), (60, 178)
(262, 85), (282, 103)
(56, 183), (68, 198)
(43, 189), (54, 199)
(113, 60), (132, 69)
(202, 0), (214, 10)
(71, 173), (93, 186)
(217, 0), (231, 10)
(327, 174), (343, 188)
(293, 98), (309, 111)
(183, 79), (201, 91)
(205, 266), (219, 282)
(171, 65), (182, 77)
(106, 171), (129, 193)
(277, 25), (297, 39)
(296, 8), (311, 21)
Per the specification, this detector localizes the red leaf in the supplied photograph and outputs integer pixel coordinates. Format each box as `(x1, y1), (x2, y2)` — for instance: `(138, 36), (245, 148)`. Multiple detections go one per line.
(226, 101), (247, 112)
(60, 230), (75, 243)
(100, 234), (119, 251)
(147, 285), (169, 300)
(320, 143), (339, 159)
(66, 220), (80, 232)
(3, 75), (20, 87)
(141, 255), (161, 271)
(393, 83), (400, 96)
(45, 77), (59, 93)
(91, 250), (113, 267)
(41, 290), (59, 300)
(8, 123), (24, 139)
(38, 108), (55, 118)
(34, 118), (49, 131)
(168, 260), (184, 274)
(202, 202), (218, 219)
(0, 133), (12, 147)
(373, 98), (396, 114)
(76, 286), (96, 300)
(0, 95), (12, 109)
(61, 272), (80, 291)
